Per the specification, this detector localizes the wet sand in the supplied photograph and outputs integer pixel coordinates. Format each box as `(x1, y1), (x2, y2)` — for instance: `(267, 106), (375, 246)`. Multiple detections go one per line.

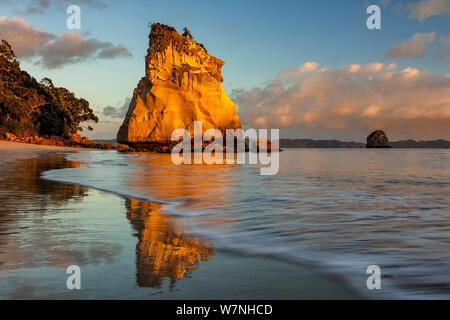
(0, 140), (92, 151)
(0, 141), (361, 299)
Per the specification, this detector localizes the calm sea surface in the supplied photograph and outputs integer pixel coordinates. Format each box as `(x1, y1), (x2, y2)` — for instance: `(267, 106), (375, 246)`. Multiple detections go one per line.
(1, 148), (449, 299)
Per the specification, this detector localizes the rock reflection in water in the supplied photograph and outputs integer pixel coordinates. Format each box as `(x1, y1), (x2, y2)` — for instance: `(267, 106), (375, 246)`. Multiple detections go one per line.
(125, 199), (214, 289)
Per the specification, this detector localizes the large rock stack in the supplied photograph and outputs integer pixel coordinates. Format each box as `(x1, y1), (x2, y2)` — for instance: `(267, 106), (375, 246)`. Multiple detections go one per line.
(117, 23), (242, 151)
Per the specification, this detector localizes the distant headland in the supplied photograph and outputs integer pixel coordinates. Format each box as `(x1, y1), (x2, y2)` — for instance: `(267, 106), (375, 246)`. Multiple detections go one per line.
(280, 130), (450, 149)
(279, 139), (450, 149)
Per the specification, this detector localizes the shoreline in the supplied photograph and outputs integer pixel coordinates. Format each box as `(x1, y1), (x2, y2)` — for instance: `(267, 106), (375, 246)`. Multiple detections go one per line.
(0, 141), (363, 299)
(0, 140), (97, 151)
(0, 135), (129, 152)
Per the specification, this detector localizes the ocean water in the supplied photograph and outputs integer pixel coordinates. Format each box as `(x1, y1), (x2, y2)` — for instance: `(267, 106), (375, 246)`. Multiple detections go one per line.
(36, 148), (450, 299)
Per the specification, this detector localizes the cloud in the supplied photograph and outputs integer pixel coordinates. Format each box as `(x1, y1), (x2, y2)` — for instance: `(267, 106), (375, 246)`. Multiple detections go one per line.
(0, 17), (55, 57)
(435, 35), (450, 59)
(98, 45), (131, 59)
(386, 32), (435, 59)
(37, 32), (132, 68)
(103, 97), (131, 119)
(408, 0), (450, 21)
(0, 17), (131, 68)
(298, 62), (319, 74)
(232, 62), (450, 139)
(0, 0), (108, 15)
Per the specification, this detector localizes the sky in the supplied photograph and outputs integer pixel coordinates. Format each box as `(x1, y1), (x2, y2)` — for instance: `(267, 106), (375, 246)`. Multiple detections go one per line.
(0, 0), (449, 141)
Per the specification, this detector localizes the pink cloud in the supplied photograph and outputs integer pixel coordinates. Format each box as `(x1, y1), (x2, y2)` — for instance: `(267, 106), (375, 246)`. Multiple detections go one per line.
(0, 17), (131, 68)
(0, 17), (55, 57)
(232, 62), (450, 140)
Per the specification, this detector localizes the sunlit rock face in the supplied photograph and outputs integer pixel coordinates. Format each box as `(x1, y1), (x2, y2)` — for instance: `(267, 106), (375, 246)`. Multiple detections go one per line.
(117, 23), (241, 150)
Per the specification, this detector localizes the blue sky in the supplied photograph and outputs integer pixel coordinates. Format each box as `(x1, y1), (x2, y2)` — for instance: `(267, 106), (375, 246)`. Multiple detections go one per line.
(1, 0), (449, 140)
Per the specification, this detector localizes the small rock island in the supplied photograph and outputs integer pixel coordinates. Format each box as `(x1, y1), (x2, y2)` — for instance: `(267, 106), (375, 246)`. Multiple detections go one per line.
(366, 130), (392, 148)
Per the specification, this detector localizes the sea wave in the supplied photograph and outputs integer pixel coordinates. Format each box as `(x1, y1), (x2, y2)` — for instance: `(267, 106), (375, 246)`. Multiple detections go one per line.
(41, 149), (450, 299)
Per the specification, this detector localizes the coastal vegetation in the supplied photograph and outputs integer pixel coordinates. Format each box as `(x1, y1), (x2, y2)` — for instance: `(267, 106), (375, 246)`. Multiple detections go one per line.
(0, 40), (98, 139)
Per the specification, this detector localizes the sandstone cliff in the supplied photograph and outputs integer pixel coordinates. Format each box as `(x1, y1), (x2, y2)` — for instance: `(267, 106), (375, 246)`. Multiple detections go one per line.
(117, 24), (241, 150)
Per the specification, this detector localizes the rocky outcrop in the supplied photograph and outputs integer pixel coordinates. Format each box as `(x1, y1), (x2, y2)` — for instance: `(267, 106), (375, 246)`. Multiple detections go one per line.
(117, 23), (241, 151)
(0, 132), (123, 150)
(366, 130), (392, 148)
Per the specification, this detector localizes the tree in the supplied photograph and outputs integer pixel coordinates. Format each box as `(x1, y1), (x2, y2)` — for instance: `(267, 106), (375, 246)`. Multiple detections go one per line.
(39, 78), (98, 136)
(0, 40), (17, 69)
(182, 27), (193, 40)
(0, 40), (99, 138)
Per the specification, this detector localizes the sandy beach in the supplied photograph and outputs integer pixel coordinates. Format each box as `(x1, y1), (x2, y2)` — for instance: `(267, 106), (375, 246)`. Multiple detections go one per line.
(0, 140), (93, 151)
(0, 141), (361, 299)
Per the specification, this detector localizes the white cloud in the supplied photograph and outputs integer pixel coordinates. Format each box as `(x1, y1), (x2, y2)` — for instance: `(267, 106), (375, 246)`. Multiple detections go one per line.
(298, 62), (319, 74)
(386, 32), (435, 59)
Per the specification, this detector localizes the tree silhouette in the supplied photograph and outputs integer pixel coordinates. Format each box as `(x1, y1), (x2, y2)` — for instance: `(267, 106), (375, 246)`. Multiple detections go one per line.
(182, 27), (193, 39)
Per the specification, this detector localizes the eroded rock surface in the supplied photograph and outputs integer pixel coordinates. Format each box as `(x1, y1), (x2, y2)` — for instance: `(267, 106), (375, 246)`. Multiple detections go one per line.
(117, 24), (241, 151)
